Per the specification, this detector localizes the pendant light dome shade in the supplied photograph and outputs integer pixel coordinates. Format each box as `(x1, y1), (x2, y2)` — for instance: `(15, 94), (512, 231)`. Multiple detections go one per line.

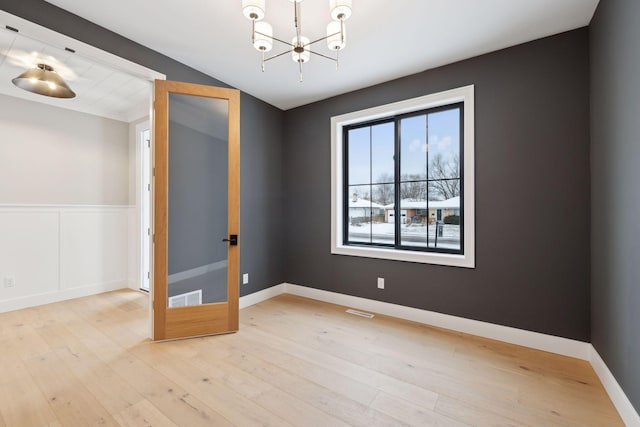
(12, 64), (76, 99)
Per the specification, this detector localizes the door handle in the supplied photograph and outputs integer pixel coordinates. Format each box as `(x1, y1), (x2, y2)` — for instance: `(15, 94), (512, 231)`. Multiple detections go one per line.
(222, 234), (238, 246)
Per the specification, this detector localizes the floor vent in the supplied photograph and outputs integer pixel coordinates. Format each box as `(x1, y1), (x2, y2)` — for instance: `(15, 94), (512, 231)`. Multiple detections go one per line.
(168, 289), (202, 307)
(346, 309), (375, 318)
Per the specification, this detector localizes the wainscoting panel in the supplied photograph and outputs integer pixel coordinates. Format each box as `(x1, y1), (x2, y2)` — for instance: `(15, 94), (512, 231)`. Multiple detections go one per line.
(0, 205), (133, 312)
(0, 210), (59, 300)
(60, 208), (128, 289)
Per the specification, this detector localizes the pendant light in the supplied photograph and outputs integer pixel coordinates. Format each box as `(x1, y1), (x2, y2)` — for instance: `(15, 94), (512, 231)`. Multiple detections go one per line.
(12, 63), (76, 99)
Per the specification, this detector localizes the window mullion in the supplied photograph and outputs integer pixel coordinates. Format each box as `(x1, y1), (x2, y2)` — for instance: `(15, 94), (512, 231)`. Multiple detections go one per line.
(425, 113), (430, 247)
(394, 117), (401, 248)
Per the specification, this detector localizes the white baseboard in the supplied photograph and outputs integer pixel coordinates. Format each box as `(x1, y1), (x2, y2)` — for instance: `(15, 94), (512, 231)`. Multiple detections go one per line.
(239, 284), (286, 309)
(590, 346), (640, 426)
(240, 282), (639, 425)
(0, 280), (127, 313)
(282, 283), (590, 360)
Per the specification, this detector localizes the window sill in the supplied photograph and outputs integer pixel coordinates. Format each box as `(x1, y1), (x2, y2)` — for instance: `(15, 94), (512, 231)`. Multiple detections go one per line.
(332, 244), (475, 268)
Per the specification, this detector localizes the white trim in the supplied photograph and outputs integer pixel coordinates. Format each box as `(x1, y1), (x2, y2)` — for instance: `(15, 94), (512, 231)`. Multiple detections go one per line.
(240, 283), (588, 359)
(136, 120), (152, 292)
(167, 260), (228, 284)
(239, 284), (287, 309)
(331, 85), (475, 268)
(590, 346), (640, 426)
(282, 283), (589, 359)
(0, 281), (126, 313)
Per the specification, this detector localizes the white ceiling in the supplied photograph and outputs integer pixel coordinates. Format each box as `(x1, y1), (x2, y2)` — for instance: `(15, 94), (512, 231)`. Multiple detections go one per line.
(44, 1), (599, 111)
(0, 25), (152, 122)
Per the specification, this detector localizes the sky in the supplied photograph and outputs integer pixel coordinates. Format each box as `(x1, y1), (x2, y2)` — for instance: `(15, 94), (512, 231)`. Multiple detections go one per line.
(348, 107), (461, 187)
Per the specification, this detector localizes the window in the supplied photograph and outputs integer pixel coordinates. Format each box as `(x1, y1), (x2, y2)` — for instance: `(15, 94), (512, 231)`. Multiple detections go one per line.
(331, 86), (475, 267)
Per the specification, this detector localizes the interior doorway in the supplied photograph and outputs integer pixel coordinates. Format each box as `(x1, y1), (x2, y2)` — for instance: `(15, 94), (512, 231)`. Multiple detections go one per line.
(0, 10), (165, 327)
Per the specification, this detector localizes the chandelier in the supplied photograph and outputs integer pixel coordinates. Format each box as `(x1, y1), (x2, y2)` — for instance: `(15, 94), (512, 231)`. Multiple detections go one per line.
(241, 0), (353, 82)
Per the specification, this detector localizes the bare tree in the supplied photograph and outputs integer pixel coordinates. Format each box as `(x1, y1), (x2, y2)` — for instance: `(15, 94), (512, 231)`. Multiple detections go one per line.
(399, 177), (427, 200)
(428, 153), (460, 200)
(372, 173), (394, 205)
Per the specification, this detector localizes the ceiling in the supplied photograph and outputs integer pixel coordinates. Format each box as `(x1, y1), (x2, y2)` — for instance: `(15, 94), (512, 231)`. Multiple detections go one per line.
(42, 1), (599, 111)
(0, 25), (151, 122)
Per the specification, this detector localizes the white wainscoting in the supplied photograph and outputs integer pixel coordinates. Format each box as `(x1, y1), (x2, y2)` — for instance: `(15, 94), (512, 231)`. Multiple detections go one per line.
(0, 205), (134, 312)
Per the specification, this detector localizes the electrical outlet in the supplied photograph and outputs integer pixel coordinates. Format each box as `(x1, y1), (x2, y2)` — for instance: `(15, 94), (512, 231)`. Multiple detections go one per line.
(243, 273), (249, 285)
(377, 277), (384, 289)
(3, 276), (15, 288)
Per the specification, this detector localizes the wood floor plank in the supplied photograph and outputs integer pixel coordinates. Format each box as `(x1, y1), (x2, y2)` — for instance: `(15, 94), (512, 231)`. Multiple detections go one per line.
(22, 351), (119, 426)
(240, 321), (441, 408)
(370, 391), (471, 427)
(434, 395), (527, 427)
(225, 331), (381, 406)
(106, 351), (234, 426)
(130, 342), (295, 427)
(34, 322), (146, 415)
(113, 399), (179, 427)
(0, 290), (625, 427)
(0, 359), (59, 427)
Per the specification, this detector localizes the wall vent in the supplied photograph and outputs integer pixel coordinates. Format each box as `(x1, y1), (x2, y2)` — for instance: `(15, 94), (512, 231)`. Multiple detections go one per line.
(168, 289), (202, 307)
(346, 308), (374, 318)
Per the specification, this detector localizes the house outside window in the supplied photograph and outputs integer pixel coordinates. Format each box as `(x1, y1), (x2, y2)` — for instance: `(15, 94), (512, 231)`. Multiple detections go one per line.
(331, 86), (475, 268)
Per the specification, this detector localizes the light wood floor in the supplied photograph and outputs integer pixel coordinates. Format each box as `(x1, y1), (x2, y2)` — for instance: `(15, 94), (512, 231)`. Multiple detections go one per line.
(0, 290), (623, 427)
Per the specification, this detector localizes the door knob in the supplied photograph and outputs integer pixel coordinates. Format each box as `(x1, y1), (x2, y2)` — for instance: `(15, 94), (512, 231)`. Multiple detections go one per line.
(222, 234), (238, 246)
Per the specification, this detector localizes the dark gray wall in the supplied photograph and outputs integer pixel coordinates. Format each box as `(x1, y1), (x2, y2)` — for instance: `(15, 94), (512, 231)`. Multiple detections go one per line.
(1, 0), (287, 296)
(590, 0), (640, 412)
(284, 29), (591, 341)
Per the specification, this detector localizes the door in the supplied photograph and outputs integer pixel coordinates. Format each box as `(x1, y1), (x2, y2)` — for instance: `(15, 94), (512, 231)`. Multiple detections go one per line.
(153, 79), (240, 341)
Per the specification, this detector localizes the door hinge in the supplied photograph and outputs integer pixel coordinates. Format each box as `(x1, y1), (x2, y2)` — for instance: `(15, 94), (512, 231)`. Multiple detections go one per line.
(153, 167), (155, 177)
(147, 228), (150, 236)
(147, 271), (150, 279)
(147, 139), (151, 148)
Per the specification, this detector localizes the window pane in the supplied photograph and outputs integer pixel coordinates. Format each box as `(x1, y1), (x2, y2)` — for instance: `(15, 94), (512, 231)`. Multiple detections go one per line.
(371, 183), (395, 245)
(428, 108), (460, 180)
(371, 122), (395, 184)
(400, 114), (427, 180)
(347, 185), (372, 243)
(428, 180), (461, 251)
(348, 127), (371, 185)
(399, 181), (428, 247)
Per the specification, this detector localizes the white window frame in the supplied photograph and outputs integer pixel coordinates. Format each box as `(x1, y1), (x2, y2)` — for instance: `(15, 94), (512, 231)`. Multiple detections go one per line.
(331, 85), (475, 268)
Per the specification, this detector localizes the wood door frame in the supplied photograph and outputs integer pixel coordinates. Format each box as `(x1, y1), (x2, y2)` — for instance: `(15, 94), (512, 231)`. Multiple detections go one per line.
(153, 79), (240, 340)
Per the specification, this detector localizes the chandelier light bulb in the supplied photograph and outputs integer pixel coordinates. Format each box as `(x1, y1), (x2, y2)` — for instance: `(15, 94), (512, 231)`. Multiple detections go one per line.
(253, 21), (273, 52)
(329, 0), (352, 21)
(242, 0), (266, 21)
(326, 21), (346, 50)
